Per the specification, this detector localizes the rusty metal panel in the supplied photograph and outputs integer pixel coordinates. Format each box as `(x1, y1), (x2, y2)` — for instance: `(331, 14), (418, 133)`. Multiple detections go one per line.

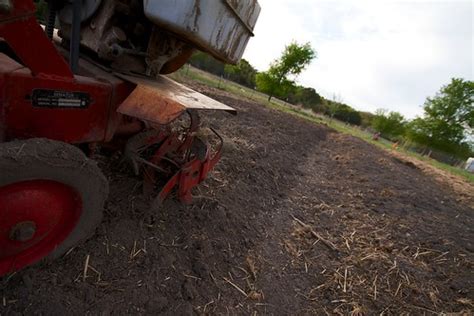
(143, 0), (261, 64)
(116, 74), (236, 125)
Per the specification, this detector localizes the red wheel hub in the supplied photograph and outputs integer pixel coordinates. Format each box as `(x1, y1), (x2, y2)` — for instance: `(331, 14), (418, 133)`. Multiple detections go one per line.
(0, 180), (82, 276)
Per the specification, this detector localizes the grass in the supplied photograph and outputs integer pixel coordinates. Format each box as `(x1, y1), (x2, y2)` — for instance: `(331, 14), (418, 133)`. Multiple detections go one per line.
(169, 65), (474, 184)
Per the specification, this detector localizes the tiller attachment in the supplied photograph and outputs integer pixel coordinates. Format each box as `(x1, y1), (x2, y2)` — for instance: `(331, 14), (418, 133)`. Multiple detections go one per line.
(125, 110), (222, 206)
(118, 74), (234, 206)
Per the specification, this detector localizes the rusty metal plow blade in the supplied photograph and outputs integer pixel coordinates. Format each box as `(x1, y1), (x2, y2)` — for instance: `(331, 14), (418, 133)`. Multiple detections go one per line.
(116, 73), (236, 125)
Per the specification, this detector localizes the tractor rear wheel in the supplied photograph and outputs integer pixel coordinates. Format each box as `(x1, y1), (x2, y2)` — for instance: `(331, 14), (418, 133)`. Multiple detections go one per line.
(0, 139), (108, 276)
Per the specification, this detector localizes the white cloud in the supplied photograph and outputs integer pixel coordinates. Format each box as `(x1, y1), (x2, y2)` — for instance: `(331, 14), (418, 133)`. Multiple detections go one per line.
(243, 0), (473, 119)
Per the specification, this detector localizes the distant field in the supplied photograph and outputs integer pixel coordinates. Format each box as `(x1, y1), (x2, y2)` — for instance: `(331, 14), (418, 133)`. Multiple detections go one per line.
(170, 65), (474, 184)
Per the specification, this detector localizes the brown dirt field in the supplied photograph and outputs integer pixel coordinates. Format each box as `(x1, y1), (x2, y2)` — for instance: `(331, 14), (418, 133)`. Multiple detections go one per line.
(1, 83), (473, 315)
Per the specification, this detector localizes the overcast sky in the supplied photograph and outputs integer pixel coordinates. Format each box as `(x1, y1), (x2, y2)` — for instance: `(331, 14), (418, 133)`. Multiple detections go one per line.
(242, 0), (473, 119)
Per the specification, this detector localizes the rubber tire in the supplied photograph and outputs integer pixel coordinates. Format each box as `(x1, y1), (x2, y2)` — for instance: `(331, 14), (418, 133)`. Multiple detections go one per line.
(0, 138), (109, 262)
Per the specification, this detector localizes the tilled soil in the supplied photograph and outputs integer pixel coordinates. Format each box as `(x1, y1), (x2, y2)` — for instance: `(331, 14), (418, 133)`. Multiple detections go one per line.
(1, 83), (473, 315)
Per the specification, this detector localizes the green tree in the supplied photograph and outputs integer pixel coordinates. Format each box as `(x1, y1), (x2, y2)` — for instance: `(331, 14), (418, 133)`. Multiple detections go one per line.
(372, 109), (406, 139)
(287, 86), (322, 111)
(188, 51), (225, 76)
(334, 104), (362, 125)
(256, 42), (316, 101)
(325, 100), (362, 125)
(224, 59), (257, 88)
(406, 78), (473, 158)
(359, 111), (376, 128)
(256, 72), (296, 100)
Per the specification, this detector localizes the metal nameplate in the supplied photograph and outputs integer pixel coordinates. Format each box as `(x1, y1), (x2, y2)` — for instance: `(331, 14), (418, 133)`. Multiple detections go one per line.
(31, 89), (91, 109)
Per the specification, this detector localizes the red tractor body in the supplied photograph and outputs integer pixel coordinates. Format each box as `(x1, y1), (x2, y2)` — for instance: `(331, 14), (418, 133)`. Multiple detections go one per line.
(0, 1), (134, 143)
(0, 0), (260, 276)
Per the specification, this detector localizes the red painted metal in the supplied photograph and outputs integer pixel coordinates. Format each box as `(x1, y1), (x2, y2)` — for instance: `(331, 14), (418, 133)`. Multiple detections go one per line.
(0, 0), (137, 143)
(0, 41), (136, 143)
(155, 146), (222, 204)
(0, 0), (226, 209)
(117, 74), (236, 126)
(2, 61), (120, 143)
(0, 180), (82, 275)
(130, 110), (216, 204)
(0, 0), (73, 77)
(143, 133), (181, 194)
(126, 112), (223, 205)
(155, 127), (223, 204)
(0, 0), (230, 277)
(118, 84), (185, 126)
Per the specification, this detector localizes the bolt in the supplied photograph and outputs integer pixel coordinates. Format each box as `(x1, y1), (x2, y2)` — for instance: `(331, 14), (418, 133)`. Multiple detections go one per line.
(10, 222), (37, 242)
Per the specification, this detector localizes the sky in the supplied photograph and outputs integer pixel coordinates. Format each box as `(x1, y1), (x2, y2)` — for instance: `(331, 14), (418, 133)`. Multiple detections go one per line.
(242, 0), (473, 119)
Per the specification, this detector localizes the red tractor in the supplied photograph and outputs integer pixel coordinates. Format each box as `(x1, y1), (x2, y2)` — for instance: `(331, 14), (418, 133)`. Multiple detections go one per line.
(0, 0), (260, 276)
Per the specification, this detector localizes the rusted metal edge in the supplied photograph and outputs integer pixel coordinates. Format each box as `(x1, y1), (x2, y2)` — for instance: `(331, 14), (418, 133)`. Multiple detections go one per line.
(115, 73), (236, 125)
(223, 0), (255, 36)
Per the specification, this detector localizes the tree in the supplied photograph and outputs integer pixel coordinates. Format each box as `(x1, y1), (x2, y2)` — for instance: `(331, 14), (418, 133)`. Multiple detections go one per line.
(224, 59), (257, 88)
(333, 104), (362, 125)
(287, 86), (323, 112)
(359, 111), (376, 128)
(406, 78), (473, 158)
(325, 100), (362, 125)
(371, 109), (406, 139)
(256, 42), (316, 101)
(256, 72), (296, 100)
(188, 51), (225, 76)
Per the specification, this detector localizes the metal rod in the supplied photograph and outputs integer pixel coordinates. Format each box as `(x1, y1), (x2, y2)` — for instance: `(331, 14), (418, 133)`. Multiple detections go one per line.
(45, 0), (56, 39)
(69, 0), (81, 73)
